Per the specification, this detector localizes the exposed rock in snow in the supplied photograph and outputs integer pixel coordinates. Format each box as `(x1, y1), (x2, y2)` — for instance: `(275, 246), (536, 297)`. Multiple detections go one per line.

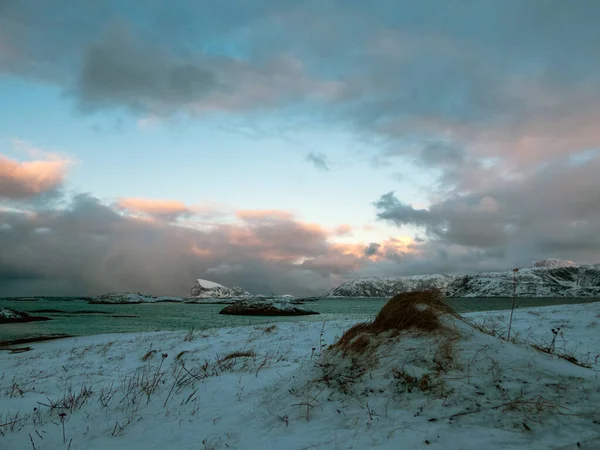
(188, 278), (252, 299)
(326, 260), (600, 298)
(89, 293), (182, 304)
(219, 299), (319, 316)
(0, 308), (51, 323)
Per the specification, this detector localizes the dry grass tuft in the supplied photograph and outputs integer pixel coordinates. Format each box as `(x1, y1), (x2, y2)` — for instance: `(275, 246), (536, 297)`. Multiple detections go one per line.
(530, 343), (590, 368)
(219, 350), (256, 363)
(263, 325), (277, 334)
(141, 350), (157, 361)
(333, 290), (454, 353)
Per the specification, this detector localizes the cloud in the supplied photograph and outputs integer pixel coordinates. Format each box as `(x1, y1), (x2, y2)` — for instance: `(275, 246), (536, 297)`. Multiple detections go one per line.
(364, 242), (380, 256)
(115, 197), (194, 221)
(236, 209), (295, 221)
(3, 1), (600, 173)
(374, 152), (600, 269)
(3, 0), (600, 280)
(0, 153), (69, 200)
(77, 24), (217, 114)
(137, 116), (161, 130)
(306, 152), (331, 171)
(415, 141), (465, 168)
(206, 263), (244, 276)
(0, 195), (404, 296)
(373, 192), (438, 228)
(5, 1), (596, 129)
(333, 224), (352, 236)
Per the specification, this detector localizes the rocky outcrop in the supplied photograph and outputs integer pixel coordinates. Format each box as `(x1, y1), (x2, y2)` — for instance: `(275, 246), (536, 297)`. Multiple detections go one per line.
(0, 308), (51, 324)
(188, 279), (251, 299)
(219, 299), (319, 316)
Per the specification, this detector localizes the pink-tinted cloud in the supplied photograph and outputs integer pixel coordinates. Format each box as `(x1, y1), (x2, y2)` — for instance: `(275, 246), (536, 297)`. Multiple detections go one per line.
(116, 197), (194, 220)
(236, 209), (295, 221)
(333, 224), (353, 236)
(0, 154), (69, 199)
(0, 192), (423, 296)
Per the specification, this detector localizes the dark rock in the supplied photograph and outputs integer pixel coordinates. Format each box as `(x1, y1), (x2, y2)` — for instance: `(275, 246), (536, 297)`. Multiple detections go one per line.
(219, 300), (319, 316)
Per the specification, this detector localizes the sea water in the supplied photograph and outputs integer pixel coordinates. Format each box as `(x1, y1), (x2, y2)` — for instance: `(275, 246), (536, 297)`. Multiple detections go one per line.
(1, 296), (598, 341)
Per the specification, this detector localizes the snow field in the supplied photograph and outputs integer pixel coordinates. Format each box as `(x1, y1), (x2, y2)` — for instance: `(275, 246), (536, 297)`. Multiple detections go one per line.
(1, 302), (600, 449)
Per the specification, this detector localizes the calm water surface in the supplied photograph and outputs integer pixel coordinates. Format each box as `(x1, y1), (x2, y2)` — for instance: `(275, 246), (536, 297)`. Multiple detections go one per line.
(1, 297), (598, 341)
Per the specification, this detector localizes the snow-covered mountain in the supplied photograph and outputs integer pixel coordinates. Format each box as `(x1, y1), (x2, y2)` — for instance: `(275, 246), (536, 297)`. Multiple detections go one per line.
(326, 260), (600, 298)
(188, 278), (252, 299)
(447, 263), (600, 298)
(89, 293), (182, 304)
(326, 274), (457, 298)
(530, 258), (578, 269)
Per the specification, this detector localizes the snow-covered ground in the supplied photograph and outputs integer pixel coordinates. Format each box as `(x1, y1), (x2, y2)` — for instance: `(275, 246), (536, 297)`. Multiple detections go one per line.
(1, 302), (600, 449)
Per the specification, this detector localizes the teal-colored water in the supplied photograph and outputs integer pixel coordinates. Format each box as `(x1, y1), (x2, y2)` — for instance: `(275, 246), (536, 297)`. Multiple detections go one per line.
(1, 296), (598, 341)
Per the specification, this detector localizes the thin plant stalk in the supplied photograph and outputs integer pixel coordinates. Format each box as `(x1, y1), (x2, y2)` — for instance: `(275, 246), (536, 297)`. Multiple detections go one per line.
(507, 268), (519, 341)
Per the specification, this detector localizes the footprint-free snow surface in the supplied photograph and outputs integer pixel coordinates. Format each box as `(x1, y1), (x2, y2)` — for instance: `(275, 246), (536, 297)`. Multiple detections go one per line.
(1, 302), (600, 449)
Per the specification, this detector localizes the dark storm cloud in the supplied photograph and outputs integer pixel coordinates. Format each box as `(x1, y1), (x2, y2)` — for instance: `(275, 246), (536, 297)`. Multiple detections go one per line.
(3, 0), (600, 125)
(305, 152), (331, 171)
(364, 242), (381, 257)
(373, 192), (439, 228)
(0, 195), (375, 297)
(374, 153), (600, 269)
(77, 24), (217, 113)
(416, 142), (465, 168)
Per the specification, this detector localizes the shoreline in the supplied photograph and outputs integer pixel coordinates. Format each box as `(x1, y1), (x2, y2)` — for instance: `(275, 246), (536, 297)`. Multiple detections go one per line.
(0, 333), (73, 348)
(0, 300), (597, 347)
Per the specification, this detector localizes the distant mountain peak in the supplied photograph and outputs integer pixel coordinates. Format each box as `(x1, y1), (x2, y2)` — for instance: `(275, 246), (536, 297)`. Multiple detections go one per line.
(195, 278), (226, 289)
(530, 259), (578, 269)
(326, 261), (600, 298)
(188, 278), (251, 299)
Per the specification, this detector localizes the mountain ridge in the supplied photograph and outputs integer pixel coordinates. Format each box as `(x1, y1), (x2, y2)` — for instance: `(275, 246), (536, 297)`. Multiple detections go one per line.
(326, 259), (600, 298)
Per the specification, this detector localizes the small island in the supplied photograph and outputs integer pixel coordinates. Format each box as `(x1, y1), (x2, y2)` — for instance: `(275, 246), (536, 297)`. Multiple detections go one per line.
(0, 308), (51, 324)
(88, 293), (183, 304)
(219, 299), (319, 316)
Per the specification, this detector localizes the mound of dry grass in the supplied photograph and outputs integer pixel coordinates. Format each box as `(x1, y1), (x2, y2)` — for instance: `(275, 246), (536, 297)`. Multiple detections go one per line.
(333, 290), (455, 353)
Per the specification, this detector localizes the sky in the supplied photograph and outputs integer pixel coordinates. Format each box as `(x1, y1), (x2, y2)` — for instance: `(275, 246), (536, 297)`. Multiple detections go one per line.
(1, 0), (600, 297)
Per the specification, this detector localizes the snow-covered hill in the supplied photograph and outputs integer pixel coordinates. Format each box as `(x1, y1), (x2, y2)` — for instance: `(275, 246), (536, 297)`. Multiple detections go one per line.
(188, 278), (252, 299)
(326, 260), (600, 298)
(326, 274), (457, 298)
(447, 263), (600, 298)
(89, 293), (182, 304)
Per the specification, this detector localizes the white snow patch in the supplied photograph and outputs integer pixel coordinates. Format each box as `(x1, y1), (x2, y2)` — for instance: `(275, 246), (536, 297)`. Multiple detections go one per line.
(1, 302), (599, 449)
(195, 278), (226, 289)
(0, 308), (21, 319)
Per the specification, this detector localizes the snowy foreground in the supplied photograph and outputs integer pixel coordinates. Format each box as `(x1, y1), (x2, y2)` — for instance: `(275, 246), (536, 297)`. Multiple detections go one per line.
(2, 303), (600, 449)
